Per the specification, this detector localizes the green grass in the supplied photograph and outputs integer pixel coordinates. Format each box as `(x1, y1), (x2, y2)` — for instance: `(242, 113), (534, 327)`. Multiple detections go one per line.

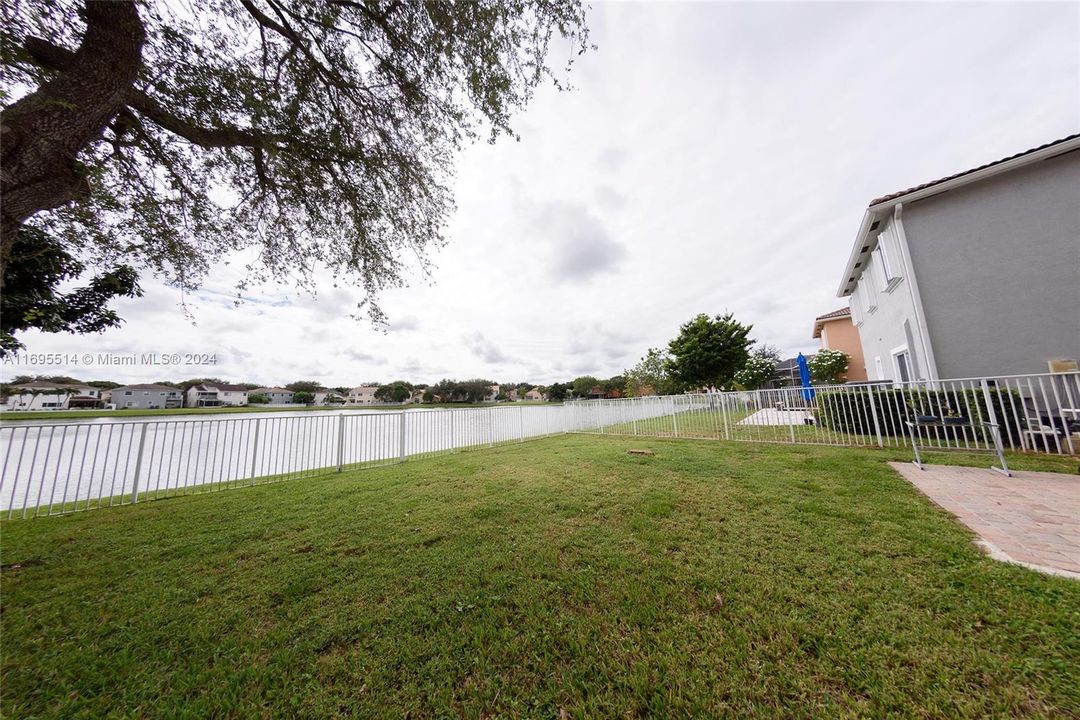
(2, 435), (1078, 718)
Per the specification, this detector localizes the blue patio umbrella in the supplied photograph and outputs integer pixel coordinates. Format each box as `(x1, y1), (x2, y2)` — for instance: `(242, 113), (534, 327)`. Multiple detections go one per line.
(797, 353), (815, 402)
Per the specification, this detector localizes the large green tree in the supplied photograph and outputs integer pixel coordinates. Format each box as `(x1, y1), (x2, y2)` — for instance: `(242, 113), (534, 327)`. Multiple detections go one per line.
(1, 0), (590, 342)
(624, 347), (677, 397)
(667, 313), (753, 390)
(375, 380), (412, 403)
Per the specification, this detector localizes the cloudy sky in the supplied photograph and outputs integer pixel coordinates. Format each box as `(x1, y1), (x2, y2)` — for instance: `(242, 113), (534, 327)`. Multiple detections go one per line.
(8, 1), (1079, 388)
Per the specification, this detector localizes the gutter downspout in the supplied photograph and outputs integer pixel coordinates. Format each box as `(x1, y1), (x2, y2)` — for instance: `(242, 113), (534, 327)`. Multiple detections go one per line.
(892, 203), (939, 381)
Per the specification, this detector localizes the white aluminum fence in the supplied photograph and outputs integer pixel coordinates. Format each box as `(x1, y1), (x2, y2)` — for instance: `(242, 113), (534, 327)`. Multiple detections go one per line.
(3, 372), (1077, 519)
(0, 405), (581, 519)
(569, 372), (1080, 456)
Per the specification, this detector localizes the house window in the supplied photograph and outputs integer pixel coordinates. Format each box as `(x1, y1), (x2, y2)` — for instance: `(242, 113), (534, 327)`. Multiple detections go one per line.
(892, 346), (912, 383)
(124, 390), (133, 395)
(873, 231), (901, 292)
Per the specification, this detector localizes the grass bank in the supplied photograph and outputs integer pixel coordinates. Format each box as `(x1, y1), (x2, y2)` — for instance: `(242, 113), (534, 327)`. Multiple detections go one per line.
(2, 435), (1077, 717)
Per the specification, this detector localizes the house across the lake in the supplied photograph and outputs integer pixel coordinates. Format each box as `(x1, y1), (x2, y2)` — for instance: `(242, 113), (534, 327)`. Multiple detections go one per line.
(185, 383), (249, 407)
(112, 384), (182, 409)
(838, 133), (1080, 381)
(249, 387), (294, 404)
(4, 382), (103, 411)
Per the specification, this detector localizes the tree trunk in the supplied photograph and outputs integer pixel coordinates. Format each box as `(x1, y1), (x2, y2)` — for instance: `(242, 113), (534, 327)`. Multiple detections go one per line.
(0, 1), (145, 283)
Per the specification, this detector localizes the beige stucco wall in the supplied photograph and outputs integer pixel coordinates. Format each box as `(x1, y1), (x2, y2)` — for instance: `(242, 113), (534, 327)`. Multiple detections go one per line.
(820, 317), (868, 381)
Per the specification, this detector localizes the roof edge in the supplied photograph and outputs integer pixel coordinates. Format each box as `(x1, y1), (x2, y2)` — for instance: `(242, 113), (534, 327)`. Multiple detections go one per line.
(837, 134), (1080, 297)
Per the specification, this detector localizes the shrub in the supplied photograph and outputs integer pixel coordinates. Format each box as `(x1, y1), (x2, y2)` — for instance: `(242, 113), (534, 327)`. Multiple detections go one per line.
(808, 349), (849, 384)
(816, 386), (1021, 441)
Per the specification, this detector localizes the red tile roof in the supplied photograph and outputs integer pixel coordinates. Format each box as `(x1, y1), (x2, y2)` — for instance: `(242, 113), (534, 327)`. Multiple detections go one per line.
(812, 307), (851, 338)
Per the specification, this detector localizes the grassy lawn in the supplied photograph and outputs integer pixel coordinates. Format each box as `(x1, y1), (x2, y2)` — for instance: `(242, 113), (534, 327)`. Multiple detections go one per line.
(2, 435), (1078, 718)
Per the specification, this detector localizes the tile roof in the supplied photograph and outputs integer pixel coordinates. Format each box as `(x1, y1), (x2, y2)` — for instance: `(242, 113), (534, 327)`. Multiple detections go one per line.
(812, 307), (851, 338)
(868, 133), (1080, 207)
(114, 384), (181, 391)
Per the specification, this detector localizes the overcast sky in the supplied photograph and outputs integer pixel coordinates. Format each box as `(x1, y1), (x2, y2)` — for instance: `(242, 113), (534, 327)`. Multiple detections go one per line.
(7, 1), (1079, 388)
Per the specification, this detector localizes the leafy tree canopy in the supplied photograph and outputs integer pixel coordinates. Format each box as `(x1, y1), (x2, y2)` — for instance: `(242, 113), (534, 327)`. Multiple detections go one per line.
(624, 347), (678, 397)
(570, 376), (600, 398)
(285, 380), (323, 393)
(667, 312), (753, 390)
(0, 227), (141, 355)
(292, 390), (315, 404)
(1, 0), (591, 345)
(375, 380), (412, 403)
(546, 382), (569, 402)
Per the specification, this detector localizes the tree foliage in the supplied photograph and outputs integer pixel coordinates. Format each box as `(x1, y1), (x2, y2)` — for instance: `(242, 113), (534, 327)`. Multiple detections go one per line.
(247, 393), (270, 404)
(375, 380), (412, 403)
(732, 354), (775, 391)
(545, 382), (569, 402)
(732, 344), (780, 391)
(429, 378), (494, 403)
(292, 390), (316, 404)
(808, 349), (850, 385)
(624, 347), (677, 397)
(0, 227), (141, 355)
(1, 0), (591, 338)
(667, 313), (753, 390)
(285, 380), (322, 393)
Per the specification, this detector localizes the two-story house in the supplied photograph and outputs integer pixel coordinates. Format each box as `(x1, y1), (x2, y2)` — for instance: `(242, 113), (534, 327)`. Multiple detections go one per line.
(112, 384), (183, 409)
(346, 385), (380, 405)
(249, 387), (294, 404)
(838, 134), (1080, 381)
(811, 308), (867, 382)
(4, 382), (102, 411)
(185, 383), (249, 407)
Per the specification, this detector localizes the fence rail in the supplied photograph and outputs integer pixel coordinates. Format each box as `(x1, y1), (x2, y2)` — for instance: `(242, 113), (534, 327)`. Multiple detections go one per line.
(568, 372), (1080, 457)
(2, 372), (1077, 519)
(0, 405), (581, 519)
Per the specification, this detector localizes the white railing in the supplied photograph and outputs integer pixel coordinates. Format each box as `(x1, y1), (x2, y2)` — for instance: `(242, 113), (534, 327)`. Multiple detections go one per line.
(568, 372), (1080, 456)
(3, 372), (1076, 519)
(0, 404), (586, 519)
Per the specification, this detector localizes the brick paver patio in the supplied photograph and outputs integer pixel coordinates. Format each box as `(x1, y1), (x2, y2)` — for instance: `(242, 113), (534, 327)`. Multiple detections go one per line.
(890, 462), (1080, 579)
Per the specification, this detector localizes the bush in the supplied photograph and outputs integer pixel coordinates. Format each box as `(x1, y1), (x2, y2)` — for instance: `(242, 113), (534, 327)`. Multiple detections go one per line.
(816, 386), (1021, 441)
(247, 393), (270, 404)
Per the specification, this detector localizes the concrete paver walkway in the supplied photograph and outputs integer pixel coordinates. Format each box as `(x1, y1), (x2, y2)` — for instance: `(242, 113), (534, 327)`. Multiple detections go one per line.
(890, 462), (1080, 579)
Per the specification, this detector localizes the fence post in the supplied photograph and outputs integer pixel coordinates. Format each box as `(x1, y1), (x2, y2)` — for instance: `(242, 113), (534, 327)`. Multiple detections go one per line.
(519, 405), (525, 442)
(399, 411), (407, 461)
(865, 386), (884, 448)
(250, 418), (262, 479)
(980, 379), (1001, 450)
(671, 398), (679, 438)
(130, 423), (149, 504)
(336, 415), (345, 471)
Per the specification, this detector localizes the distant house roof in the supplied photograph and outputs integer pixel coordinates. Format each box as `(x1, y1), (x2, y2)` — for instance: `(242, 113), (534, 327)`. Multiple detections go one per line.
(216, 384), (249, 392)
(837, 134), (1080, 297)
(114, 384), (180, 392)
(812, 307), (851, 338)
(249, 387), (292, 394)
(10, 381), (92, 391)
